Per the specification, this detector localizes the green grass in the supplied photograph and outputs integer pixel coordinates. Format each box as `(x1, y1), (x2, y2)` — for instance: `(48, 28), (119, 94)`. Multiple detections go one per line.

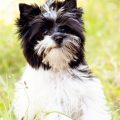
(0, 0), (120, 119)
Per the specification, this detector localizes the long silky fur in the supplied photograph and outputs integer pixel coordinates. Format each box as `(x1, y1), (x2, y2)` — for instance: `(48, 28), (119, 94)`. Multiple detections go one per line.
(13, 0), (111, 120)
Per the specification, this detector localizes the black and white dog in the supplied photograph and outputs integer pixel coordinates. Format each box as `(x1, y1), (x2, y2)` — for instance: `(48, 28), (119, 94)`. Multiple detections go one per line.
(13, 0), (111, 120)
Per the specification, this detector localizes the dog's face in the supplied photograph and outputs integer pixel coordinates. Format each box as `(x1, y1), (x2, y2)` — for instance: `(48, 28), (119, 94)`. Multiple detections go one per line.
(17, 0), (85, 70)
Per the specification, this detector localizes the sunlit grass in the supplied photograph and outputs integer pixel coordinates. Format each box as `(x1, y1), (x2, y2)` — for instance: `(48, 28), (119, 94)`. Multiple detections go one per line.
(0, 0), (120, 119)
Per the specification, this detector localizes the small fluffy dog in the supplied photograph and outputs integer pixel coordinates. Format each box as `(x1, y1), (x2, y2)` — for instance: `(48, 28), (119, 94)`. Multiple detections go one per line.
(13, 0), (111, 120)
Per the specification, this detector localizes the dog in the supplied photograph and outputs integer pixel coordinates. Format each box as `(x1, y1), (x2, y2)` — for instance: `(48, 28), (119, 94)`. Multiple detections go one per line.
(13, 0), (111, 120)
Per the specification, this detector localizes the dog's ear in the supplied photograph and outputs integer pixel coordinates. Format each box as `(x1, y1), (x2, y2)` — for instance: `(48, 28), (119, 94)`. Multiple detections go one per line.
(64, 0), (77, 9)
(19, 3), (41, 20)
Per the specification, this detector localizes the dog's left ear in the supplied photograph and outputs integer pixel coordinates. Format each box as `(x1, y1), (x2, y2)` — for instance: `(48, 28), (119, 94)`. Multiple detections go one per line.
(64, 0), (77, 9)
(19, 3), (41, 21)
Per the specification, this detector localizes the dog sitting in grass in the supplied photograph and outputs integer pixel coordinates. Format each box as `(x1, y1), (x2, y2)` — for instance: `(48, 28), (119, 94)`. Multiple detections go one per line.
(13, 0), (111, 120)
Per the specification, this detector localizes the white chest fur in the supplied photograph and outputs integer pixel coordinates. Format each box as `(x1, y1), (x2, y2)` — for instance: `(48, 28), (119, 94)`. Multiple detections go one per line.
(13, 65), (111, 120)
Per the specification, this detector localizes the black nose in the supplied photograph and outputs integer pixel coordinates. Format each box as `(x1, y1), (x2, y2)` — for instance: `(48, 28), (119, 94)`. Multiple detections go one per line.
(52, 34), (65, 45)
(55, 36), (63, 44)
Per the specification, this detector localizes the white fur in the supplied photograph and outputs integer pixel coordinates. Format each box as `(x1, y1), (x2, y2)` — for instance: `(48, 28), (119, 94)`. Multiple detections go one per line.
(43, 0), (57, 19)
(13, 65), (111, 120)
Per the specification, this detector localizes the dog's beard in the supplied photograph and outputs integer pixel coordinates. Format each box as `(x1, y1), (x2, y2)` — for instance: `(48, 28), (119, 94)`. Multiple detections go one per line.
(35, 35), (80, 70)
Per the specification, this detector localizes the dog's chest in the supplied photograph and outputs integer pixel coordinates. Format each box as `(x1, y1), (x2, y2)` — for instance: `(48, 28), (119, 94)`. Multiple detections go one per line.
(23, 68), (86, 116)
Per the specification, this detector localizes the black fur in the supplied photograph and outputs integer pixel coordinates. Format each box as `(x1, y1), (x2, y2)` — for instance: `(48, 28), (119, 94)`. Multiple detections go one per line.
(17, 0), (85, 70)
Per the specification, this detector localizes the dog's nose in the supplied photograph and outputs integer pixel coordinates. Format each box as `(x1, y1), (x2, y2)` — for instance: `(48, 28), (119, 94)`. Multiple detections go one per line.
(52, 34), (65, 45)
(54, 36), (63, 44)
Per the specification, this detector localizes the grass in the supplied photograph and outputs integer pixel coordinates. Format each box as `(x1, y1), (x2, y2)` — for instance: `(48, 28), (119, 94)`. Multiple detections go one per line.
(0, 0), (120, 119)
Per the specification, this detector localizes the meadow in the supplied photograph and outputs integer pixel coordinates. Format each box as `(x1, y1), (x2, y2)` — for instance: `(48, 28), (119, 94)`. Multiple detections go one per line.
(0, 0), (120, 119)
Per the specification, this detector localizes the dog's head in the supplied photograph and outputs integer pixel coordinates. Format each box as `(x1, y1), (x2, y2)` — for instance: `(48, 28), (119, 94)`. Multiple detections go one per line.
(17, 0), (85, 71)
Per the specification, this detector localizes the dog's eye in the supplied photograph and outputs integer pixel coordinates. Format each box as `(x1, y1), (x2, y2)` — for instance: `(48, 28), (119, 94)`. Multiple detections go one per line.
(41, 25), (48, 35)
(42, 28), (48, 35)
(59, 25), (69, 33)
(60, 28), (66, 33)
(43, 30), (48, 35)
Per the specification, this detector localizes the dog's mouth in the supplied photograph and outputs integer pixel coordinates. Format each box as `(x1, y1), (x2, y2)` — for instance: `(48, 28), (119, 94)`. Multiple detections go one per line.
(43, 44), (62, 57)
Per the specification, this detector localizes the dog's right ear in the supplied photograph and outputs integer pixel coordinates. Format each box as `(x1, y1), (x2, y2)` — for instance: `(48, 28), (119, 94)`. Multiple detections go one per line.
(64, 0), (77, 9)
(19, 3), (41, 20)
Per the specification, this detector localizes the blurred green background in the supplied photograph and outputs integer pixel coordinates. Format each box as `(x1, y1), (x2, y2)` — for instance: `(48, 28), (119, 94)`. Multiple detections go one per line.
(0, 0), (120, 119)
